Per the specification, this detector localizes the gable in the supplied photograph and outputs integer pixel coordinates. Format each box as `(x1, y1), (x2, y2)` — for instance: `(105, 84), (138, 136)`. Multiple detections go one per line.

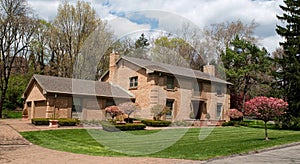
(26, 82), (46, 102)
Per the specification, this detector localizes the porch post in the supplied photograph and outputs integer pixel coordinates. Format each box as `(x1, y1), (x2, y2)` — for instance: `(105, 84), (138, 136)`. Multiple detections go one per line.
(30, 101), (35, 119)
(46, 101), (51, 118)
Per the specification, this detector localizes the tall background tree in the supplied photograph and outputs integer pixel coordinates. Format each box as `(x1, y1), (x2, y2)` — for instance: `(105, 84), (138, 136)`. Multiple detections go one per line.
(221, 36), (272, 113)
(49, 0), (101, 78)
(276, 0), (300, 119)
(0, 0), (37, 118)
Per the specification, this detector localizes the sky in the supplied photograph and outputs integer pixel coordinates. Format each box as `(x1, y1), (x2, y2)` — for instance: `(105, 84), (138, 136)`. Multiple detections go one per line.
(28, 0), (285, 53)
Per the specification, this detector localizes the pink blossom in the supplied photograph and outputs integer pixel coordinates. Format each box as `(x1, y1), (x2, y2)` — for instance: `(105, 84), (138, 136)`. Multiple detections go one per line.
(104, 106), (124, 119)
(244, 96), (288, 122)
(226, 109), (243, 119)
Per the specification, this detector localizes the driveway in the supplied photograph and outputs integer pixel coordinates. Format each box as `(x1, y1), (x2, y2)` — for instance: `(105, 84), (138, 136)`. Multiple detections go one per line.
(1, 119), (300, 164)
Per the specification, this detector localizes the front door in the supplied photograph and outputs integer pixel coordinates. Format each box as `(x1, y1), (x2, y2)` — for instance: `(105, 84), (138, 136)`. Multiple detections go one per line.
(192, 101), (204, 120)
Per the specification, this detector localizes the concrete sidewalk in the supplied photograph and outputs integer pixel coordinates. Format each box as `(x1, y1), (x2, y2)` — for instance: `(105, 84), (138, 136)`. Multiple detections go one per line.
(207, 142), (300, 164)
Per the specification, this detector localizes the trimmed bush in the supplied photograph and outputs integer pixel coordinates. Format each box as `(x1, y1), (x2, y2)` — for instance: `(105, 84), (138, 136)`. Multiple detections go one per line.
(222, 121), (248, 127)
(32, 118), (79, 126)
(141, 119), (172, 127)
(101, 122), (146, 131)
(171, 121), (193, 127)
(32, 118), (50, 125)
(58, 118), (79, 126)
(124, 118), (139, 123)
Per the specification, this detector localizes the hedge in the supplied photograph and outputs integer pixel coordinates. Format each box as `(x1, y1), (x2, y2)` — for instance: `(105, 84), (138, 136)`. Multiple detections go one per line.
(58, 118), (79, 126)
(222, 121), (248, 127)
(31, 118), (49, 125)
(124, 118), (139, 123)
(101, 122), (146, 131)
(141, 120), (172, 127)
(31, 118), (79, 126)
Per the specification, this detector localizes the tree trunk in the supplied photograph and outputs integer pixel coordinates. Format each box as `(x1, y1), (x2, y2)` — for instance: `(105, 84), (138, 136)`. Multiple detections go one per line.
(0, 97), (3, 119)
(264, 121), (269, 140)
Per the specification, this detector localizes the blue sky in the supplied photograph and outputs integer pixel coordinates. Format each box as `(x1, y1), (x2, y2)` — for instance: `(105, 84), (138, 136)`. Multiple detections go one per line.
(28, 0), (284, 53)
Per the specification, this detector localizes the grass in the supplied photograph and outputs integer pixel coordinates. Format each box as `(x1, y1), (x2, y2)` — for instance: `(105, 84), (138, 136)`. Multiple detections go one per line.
(2, 110), (22, 118)
(20, 126), (300, 160)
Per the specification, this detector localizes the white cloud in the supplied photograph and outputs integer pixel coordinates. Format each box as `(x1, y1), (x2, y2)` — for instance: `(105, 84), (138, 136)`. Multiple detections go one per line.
(28, 0), (285, 53)
(259, 35), (284, 53)
(108, 16), (151, 39)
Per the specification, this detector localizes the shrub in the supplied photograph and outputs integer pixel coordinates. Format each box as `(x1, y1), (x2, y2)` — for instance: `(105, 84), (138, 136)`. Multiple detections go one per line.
(281, 116), (300, 130)
(104, 106), (124, 120)
(222, 121), (248, 127)
(118, 102), (141, 123)
(141, 119), (172, 127)
(101, 121), (146, 131)
(81, 120), (102, 126)
(226, 109), (243, 120)
(32, 118), (49, 125)
(32, 118), (79, 126)
(150, 105), (170, 121)
(171, 121), (193, 127)
(58, 118), (79, 126)
(124, 118), (138, 123)
(205, 113), (211, 120)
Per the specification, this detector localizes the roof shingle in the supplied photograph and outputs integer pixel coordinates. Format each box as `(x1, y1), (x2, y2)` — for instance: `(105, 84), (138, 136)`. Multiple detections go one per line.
(120, 56), (230, 84)
(29, 75), (134, 98)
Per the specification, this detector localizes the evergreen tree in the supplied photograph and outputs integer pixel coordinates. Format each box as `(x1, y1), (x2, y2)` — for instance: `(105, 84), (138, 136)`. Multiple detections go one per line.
(276, 0), (300, 117)
(221, 36), (272, 113)
(135, 33), (150, 49)
(126, 33), (150, 59)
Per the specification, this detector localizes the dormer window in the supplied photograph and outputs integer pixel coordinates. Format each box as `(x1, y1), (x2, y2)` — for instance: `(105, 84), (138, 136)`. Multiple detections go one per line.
(216, 85), (222, 96)
(166, 76), (174, 89)
(129, 76), (138, 88)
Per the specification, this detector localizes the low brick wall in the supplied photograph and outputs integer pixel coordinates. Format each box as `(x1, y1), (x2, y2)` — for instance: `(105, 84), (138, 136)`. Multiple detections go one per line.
(82, 109), (105, 121)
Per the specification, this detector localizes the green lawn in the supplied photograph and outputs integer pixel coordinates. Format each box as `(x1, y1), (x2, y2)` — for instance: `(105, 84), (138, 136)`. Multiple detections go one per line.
(2, 110), (22, 118)
(20, 127), (300, 160)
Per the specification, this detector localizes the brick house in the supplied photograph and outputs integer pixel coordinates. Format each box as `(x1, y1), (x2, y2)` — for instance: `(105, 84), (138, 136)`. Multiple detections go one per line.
(101, 53), (231, 123)
(22, 74), (134, 120)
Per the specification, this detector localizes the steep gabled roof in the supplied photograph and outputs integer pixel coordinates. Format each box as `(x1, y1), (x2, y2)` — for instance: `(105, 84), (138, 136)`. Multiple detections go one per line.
(118, 56), (230, 84)
(23, 74), (134, 99)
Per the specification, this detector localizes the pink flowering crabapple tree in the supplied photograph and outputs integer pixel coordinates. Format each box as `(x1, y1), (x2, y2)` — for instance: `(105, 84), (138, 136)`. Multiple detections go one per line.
(244, 96), (288, 140)
(226, 109), (243, 121)
(104, 106), (124, 120)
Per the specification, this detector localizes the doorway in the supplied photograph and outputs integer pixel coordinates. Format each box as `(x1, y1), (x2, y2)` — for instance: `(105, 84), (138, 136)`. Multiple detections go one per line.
(192, 101), (205, 120)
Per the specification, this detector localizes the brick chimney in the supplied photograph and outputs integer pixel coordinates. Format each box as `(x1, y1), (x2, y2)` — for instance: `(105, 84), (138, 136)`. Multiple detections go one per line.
(109, 52), (120, 82)
(203, 64), (215, 76)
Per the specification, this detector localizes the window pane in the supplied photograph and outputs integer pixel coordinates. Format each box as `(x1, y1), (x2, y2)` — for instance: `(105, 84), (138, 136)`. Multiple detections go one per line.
(166, 99), (174, 116)
(216, 86), (222, 95)
(167, 76), (174, 89)
(130, 77), (138, 88)
(216, 104), (222, 118)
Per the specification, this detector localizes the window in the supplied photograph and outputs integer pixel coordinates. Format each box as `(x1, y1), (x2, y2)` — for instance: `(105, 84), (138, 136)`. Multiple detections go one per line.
(166, 76), (174, 89)
(105, 99), (115, 107)
(216, 85), (222, 95)
(72, 98), (82, 112)
(166, 99), (174, 117)
(216, 103), (222, 118)
(129, 76), (138, 88)
(193, 81), (202, 96)
(27, 101), (32, 107)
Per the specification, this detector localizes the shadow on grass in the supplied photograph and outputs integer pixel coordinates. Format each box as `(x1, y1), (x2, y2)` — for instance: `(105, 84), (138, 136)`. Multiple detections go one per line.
(243, 137), (278, 142)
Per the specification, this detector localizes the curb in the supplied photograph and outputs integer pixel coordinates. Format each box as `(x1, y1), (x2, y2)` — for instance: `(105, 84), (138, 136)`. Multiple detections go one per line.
(205, 142), (300, 163)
